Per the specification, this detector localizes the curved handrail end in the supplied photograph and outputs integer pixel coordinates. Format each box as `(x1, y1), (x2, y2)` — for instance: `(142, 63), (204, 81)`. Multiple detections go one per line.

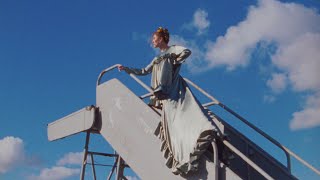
(96, 64), (122, 86)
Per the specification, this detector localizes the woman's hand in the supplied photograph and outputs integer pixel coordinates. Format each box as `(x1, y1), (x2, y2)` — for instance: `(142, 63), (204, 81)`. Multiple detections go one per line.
(118, 65), (125, 71)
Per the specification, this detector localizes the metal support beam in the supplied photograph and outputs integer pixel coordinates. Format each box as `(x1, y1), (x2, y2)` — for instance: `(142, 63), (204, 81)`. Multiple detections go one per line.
(223, 140), (274, 180)
(90, 153), (97, 180)
(107, 153), (118, 180)
(212, 140), (219, 180)
(116, 156), (125, 180)
(88, 151), (118, 157)
(80, 131), (91, 180)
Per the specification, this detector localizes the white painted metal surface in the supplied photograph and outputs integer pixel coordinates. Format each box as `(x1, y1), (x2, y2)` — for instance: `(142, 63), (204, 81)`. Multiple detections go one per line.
(47, 78), (295, 179)
(45, 63), (318, 179)
(47, 107), (95, 141)
(97, 79), (223, 180)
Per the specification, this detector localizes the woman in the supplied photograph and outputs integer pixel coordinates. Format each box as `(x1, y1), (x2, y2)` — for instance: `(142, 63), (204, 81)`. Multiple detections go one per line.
(118, 27), (191, 108)
(118, 27), (218, 175)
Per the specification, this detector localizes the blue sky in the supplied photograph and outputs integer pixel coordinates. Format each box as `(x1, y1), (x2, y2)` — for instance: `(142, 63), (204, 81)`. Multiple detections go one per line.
(0, 0), (319, 179)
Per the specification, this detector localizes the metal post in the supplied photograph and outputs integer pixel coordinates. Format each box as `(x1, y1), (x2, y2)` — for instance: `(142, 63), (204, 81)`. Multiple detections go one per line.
(116, 156), (125, 180)
(246, 143), (251, 179)
(107, 151), (118, 180)
(107, 156), (118, 180)
(80, 131), (91, 180)
(223, 140), (274, 180)
(219, 102), (292, 172)
(90, 153), (97, 180)
(212, 140), (219, 180)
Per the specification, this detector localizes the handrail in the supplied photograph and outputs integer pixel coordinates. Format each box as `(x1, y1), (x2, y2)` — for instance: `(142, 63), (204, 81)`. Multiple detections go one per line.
(97, 64), (320, 177)
(183, 78), (291, 171)
(184, 78), (320, 176)
(97, 64), (153, 93)
(223, 140), (274, 180)
(97, 64), (121, 86)
(212, 141), (219, 180)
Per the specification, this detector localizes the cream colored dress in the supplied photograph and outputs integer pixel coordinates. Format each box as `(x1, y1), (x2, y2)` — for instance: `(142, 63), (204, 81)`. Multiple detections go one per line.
(124, 45), (218, 175)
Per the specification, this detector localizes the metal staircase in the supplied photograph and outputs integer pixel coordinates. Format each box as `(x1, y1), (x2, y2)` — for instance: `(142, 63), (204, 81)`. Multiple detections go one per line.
(47, 64), (320, 180)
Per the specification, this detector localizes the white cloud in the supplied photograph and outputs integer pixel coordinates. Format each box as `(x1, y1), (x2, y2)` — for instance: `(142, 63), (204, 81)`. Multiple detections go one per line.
(263, 94), (276, 103)
(184, 9), (210, 35)
(169, 0), (320, 130)
(169, 35), (189, 48)
(170, 35), (207, 72)
(205, 0), (320, 71)
(290, 93), (320, 130)
(266, 73), (288, 94)
(126, 176), (140, 180)
(30, 151), (87, 179)
(56, 152), (84, 166)
(272, 33), (320, 92)
(192, 9), (210, 35)
(0, 136), (25, 174)
(200, 0), (320, 130)
(29, 166), (80, 180)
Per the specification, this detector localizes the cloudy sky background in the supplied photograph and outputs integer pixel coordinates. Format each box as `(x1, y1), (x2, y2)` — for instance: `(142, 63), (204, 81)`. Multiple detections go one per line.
(1, 0), (319, 179)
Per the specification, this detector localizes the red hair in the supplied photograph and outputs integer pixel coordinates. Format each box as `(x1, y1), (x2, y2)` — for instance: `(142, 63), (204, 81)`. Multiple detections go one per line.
(153, 27), (170, 44)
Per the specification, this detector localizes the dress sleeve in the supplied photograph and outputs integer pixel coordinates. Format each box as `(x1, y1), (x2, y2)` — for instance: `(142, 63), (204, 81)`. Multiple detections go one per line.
(173, 48), (191, 65)
(123, 58), (154, 76)
(166, 45), (191, 65)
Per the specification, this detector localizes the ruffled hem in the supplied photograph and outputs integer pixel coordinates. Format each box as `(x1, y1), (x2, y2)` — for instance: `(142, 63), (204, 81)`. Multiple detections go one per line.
(157, 123), (216, 175)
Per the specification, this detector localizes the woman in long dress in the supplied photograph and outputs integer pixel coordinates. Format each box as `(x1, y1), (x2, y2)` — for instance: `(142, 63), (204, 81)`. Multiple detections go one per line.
(118, 27), (218, 175)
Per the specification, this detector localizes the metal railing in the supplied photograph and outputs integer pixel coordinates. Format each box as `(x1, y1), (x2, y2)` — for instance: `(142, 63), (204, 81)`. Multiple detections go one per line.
(183, 78), (320, 176)
(80, 130), (128, 180)
(96, 64), (320, 179)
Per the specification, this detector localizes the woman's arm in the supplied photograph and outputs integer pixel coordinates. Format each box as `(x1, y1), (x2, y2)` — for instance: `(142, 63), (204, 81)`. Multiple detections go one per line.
(118, 59), (154, 76)
(165, 47), (191, 65)
(122, 66), (151, 76)
(175, 49), (191, 63)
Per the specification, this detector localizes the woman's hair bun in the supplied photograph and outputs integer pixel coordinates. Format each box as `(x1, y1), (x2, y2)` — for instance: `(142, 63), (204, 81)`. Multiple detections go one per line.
(154, 27), (170, 44)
